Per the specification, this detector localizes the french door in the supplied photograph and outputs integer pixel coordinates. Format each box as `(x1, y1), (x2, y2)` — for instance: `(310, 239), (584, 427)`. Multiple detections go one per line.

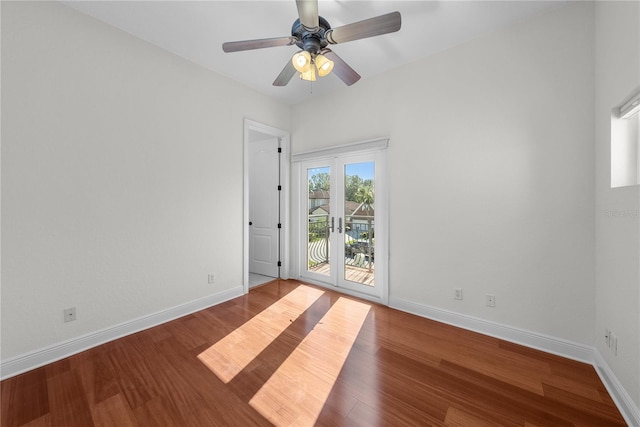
(297, 148), (387, 302)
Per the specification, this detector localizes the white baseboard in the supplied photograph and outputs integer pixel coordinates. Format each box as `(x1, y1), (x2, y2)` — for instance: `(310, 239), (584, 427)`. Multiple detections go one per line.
(0, 286), (244, 380)
(389, 296), (639, 426)
(593, 349), (640, 427)
(389, 296), (594, 362)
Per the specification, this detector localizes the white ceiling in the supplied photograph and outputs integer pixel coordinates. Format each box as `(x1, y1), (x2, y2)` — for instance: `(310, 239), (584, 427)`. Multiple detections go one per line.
(62, 1), (566, 105)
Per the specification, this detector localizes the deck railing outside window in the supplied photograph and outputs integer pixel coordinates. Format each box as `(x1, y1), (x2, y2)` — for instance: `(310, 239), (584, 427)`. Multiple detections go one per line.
(308, 214), (374, 269)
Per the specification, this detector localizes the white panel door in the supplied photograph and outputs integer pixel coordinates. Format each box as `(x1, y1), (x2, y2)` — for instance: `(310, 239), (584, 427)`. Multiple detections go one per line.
(249, 138), (280, 278)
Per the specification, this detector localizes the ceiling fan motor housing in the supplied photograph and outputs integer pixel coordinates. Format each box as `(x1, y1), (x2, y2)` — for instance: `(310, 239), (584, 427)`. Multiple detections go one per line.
(292, 16), (331, 54)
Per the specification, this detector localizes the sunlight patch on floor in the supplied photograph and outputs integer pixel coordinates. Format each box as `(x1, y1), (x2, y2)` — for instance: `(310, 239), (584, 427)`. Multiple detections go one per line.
(198, 285), (324, 383)
(249, 297), (371, 426)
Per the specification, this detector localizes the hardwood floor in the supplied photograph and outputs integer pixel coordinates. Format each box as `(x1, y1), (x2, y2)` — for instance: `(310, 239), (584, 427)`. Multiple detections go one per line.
(1, 280), (626, 426)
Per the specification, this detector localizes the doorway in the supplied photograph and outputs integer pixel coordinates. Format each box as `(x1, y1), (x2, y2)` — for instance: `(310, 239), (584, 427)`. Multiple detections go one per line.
(243, 120), (290, 292)
(292, 139), (388, 304)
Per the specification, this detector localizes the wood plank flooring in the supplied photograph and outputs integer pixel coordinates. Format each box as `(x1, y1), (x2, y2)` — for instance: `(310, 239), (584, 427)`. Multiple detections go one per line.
(1, 280), (627, 426)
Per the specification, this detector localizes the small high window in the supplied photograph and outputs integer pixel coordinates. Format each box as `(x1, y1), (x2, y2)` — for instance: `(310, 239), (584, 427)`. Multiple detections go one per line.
(611, 90), (640, 188)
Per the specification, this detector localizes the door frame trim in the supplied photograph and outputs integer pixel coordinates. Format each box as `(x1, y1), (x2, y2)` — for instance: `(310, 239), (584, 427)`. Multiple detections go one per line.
(292, 137), (389, 162)
(243, 119), (291, 294)
(291, 137), (389, 305)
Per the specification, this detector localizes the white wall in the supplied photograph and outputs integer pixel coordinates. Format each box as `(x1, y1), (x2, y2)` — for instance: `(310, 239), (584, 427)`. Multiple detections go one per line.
(595, 1), (640, 409)
(1, 1), (289, 360)
(292, 3), (596, 344)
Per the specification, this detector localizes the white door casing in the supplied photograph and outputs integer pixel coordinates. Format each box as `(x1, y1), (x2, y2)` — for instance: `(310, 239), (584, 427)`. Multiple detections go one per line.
(292, 138), (389, 305)
(243, 119), (290, 293)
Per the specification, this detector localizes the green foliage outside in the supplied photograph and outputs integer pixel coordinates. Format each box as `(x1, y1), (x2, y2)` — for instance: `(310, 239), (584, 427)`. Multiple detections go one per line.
(309, 173), (373, 204)
(308, 172), (330, 193)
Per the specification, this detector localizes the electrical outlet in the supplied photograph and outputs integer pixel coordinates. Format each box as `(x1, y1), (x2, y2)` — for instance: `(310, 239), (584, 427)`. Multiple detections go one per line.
(454, 288), (463, 300)
(486, 294), (496, 308)
(64, 307), (76, 322)
(208, 273), (215, 284)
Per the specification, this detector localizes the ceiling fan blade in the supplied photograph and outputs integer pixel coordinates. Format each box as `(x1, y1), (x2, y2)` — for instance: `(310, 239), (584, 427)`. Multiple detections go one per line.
(325, 11), (401, 45)
(273, 61), (297, 86)
(323, 50), (361, 86)
(296, 0), (319, 30)
(222, 36), (297, 53)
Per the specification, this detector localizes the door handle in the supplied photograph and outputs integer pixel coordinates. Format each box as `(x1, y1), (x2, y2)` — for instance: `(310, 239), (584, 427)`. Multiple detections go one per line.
(338, 217), (343, 234)
(330, 217), (335, 233)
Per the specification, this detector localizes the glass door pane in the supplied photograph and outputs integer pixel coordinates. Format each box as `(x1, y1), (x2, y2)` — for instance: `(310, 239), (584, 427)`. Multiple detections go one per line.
(307, 166), (331, 277)
(343, 161), (375, 286)
(298, 148), (385, 302)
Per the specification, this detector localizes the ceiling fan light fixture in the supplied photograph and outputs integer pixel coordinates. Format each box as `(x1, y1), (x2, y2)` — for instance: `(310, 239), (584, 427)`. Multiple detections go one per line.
(300, 65), (317, 81)
(292, 51), (312, 73)
(315, 53), (334, 77)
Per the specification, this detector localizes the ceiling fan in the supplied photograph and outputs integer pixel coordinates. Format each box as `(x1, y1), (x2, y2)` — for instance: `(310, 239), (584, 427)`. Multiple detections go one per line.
(222, 0), (401, 87)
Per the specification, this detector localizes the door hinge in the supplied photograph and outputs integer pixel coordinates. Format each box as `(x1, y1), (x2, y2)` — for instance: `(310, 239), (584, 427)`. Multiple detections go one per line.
(277, 223), (282, 229)
(277, 147), (282, 153)
(277, 185), (282, 191)
(277, 261), (282, 267)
